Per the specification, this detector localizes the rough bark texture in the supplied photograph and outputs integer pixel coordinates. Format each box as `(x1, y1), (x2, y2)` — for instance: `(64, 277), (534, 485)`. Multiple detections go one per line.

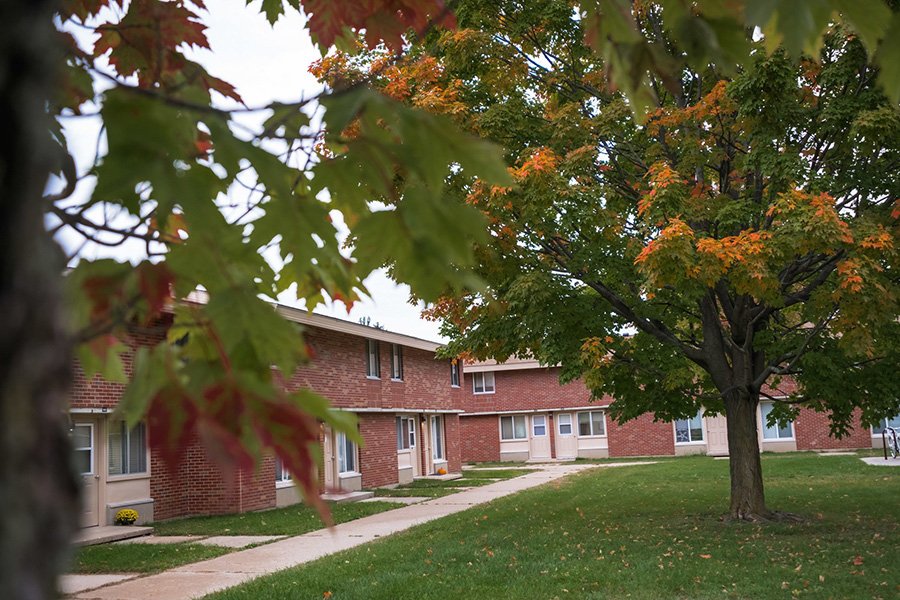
(0, 1), (80, 598)
(724, 392), (769, 520)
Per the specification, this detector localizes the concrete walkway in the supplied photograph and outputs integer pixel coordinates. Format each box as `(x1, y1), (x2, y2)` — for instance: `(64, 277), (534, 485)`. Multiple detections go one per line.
(68, 462), (641, 600)
(861, 456), (900, 467)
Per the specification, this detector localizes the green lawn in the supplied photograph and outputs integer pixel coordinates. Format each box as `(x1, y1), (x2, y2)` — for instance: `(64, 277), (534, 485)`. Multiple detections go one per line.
(151, 501), (400, 536)
(72, 542), (231, 574)
(208, 453), (899, 599)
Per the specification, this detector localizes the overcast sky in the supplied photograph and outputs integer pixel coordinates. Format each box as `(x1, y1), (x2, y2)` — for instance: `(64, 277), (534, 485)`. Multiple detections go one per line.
(63, 0), (446, 342)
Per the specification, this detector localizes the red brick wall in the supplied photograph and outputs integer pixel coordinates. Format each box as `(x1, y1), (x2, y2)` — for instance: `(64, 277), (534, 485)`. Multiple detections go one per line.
(458, 415), (502, 462)
(73, 316), (465, 518)
(150, 433), (275, 520)
(359, 414), (397, 488)
(462, 367), (604, 413)
(287, 328), (460, 412)
(445, 414), (462, 473)
(606, 413), (675, 457)
(795, 408), (872, 451)
(71, 319), (170, 410)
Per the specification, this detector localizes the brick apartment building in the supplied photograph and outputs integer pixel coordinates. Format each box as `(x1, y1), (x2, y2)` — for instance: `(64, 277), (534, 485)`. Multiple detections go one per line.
(459, 358), (888, 463)
(70, 306), (463, 528)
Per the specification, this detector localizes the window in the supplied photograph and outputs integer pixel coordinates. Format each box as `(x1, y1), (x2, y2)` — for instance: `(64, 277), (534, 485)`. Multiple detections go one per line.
(390, 344), (403, 380)
(473, 371), (495, 394)
(337, 431), (357, 473)
(450, 360), (460, 387)
(274, 457), (291, 483)
(365, 339), (380, 378)
(72, 424), (93, 475)
(577, 411), (606, 437)
(675, 412), (704, 443)
(532, 415), (547, 437)
(557, 414), (573, 435)
(396, 416), (416, 450)
(760, 402), (794, 440)
(431, 415), (444, 460)
(500, 415), (528, 440)
(879, 414), (900, 430)
(108, 421), (147, 476)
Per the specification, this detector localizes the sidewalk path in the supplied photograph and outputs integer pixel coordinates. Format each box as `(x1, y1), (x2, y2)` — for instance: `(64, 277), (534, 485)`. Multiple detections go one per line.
(70, 462), (650, 600)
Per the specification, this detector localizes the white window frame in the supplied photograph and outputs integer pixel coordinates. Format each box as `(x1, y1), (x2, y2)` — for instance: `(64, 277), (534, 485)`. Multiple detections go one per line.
(390, 344), (404, 381)
(337, 431), (358, 474)
(576, 411), (606, 437)
(759, 401), (795, 440)
(431, 415), (444, 460)
(532, 415), (548, 437)
(500, 415), (528, 440)
(397, 416), (416, 451)
(674, 411), (705, 444)
(108, 421), (148, 477)
(557, 413), (573, 436)
(72, 423), (94, 476)
(450, 361), (461, 387)
(473, 371), (495, 394)
(365, 339), (380, 379)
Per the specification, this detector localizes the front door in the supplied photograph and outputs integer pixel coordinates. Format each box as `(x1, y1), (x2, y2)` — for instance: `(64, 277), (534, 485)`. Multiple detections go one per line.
(322, 426), (336, 490)
(409, 417), (420, 477)
(705, 414), (729, 456)
(555, 413), (577, 459)
(73, 422), (99, 527)
(529, 415), (551, 460)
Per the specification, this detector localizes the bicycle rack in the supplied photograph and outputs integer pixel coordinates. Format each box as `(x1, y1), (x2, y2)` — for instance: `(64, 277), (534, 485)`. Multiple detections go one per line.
(882, 427), (899, 460)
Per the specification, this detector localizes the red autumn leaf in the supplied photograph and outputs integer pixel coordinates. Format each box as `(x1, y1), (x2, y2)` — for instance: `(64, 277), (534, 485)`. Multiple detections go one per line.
(136, 262), (175, 319)
(147, 387), (198, 469)
(302, 0), (456, 51)
(852, 555), (864, 566)
(699, 554), (712, 559)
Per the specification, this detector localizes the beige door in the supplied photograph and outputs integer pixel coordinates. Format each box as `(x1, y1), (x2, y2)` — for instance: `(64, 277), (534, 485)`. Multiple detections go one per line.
(555, 413), (577, 459)
(529, 415), (551, 460)
(422, 418), (433, 474)
(322, 426), (336, 490)
(409, 417), (421, 477)
(73, 422), (99, 527)
(705, 414), (729, 455)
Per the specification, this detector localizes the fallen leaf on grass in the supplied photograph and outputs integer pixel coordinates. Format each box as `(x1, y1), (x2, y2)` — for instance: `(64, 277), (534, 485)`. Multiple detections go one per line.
(699, 554), (712, 559)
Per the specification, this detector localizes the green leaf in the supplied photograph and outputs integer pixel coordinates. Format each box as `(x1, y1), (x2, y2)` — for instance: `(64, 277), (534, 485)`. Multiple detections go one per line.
(833, 0), (893, 53)
(76, 336), (128, 384)
(204, 286), (302, 376)
(875, 13), (900, 104)
(119, 345), (170, 428)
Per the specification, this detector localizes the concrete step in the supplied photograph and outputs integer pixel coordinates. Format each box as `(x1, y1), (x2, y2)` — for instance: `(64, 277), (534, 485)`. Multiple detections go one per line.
(73, 525), (154, 547)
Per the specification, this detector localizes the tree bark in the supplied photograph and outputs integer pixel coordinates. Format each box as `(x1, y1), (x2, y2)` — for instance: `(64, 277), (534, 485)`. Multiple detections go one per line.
(724, 390), (770, 520)
(0, 1), (81, 598)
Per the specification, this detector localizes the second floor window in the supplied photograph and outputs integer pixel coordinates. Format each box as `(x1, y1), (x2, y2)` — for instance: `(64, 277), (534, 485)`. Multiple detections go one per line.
(473, 371), (495, 394)
(450, 360), (460, 387)
(366, 339), (380, 378)
(390, 344), (403, 380)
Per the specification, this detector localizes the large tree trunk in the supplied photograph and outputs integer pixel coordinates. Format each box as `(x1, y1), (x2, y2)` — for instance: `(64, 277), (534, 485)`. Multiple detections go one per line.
(0, 1), (81, 598)
(723, 390), (769, 520)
